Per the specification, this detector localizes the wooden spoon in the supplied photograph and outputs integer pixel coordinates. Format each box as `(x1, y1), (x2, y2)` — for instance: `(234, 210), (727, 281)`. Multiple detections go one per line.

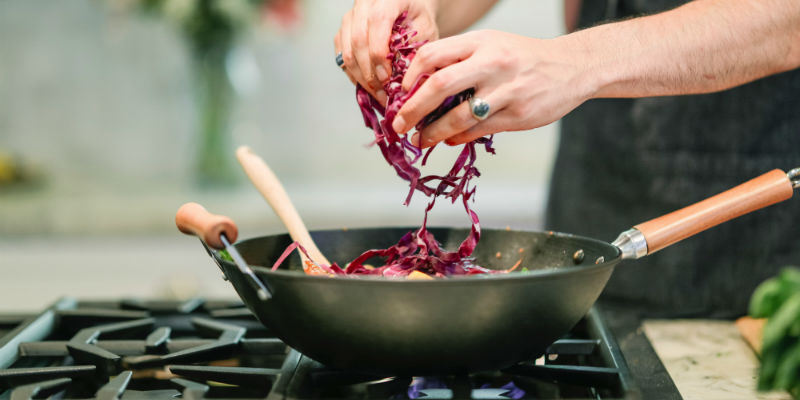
(235, 146), (332, 268)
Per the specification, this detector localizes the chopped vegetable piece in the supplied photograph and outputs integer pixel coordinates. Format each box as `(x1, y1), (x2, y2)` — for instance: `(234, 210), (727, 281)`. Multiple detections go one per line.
(506, 259), (523, 273)
(408, 271), (434, 280)
(219, 249), (234, 262)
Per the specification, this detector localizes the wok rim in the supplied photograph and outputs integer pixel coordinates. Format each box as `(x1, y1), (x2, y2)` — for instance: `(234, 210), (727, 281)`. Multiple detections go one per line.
(216, 226), (623, 284)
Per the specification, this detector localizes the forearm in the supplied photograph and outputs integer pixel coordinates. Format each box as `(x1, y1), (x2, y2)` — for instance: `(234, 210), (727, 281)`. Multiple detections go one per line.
(435, 0), (499, 37)
(566, 0), (800, 99)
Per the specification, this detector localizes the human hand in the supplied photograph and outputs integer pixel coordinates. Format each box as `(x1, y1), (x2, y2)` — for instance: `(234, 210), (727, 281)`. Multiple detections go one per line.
(334, 0), (440, 105)
(391, 30), (595, 148)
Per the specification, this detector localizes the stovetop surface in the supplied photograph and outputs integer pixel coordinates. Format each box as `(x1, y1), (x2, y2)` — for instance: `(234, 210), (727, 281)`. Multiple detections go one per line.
(0, 298), (680, 400)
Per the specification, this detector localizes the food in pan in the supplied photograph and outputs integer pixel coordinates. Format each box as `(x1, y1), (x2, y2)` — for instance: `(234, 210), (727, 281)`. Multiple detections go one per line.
(269, 13), (517, 278)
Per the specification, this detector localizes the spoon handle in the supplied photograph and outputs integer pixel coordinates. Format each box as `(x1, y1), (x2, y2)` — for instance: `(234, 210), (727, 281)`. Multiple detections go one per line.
(236, 146), (331, 266)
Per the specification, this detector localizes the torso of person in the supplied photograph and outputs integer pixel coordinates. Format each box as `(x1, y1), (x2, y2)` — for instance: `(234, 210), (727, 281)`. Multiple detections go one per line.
(545, 0), (800, 318)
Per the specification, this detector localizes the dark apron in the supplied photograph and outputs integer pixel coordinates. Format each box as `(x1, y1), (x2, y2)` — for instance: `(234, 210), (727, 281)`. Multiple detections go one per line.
(545, 0), (800, 318)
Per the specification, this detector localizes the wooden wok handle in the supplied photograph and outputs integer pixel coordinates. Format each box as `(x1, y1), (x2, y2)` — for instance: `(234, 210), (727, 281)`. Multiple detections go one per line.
(635, 169), (793, 254)
(176, 202), (238, 249)
(235, 146), (331, 266)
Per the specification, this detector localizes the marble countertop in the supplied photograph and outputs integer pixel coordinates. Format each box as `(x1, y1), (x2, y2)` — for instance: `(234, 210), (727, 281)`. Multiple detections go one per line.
(643, 319), (792, 400)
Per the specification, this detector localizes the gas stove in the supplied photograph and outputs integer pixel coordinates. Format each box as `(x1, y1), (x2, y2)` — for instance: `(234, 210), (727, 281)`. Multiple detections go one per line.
(0, 298), (680, 399)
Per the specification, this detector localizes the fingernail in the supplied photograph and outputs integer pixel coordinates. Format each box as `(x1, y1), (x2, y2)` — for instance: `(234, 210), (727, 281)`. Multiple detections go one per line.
(376, 65), (389, 81)
(410, 133), (420, 147)
(392, 116), (406, 134)
(376, 90), (386, 103)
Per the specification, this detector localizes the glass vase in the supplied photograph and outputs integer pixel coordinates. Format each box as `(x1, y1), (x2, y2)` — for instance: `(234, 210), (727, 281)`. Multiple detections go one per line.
(190, 43), (238, 187)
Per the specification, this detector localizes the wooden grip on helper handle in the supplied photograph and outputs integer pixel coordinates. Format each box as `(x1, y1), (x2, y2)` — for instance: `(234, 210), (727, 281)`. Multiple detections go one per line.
(176, 202), (238, 249)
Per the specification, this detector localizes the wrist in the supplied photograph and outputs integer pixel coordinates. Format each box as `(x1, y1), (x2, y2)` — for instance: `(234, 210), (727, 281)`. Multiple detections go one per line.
(558, 23), (637, 100)
(549, 32), (608, 104)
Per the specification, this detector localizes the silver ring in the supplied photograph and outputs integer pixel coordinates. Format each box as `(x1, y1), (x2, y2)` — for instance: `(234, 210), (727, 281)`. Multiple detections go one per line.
(468, 97), (490, 121)
(335, 52), (344, 68)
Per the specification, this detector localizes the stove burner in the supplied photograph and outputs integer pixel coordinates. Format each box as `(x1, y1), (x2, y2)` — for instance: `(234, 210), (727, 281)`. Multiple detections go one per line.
(0, 298), (647, 399)
(406, 377), (525, 399)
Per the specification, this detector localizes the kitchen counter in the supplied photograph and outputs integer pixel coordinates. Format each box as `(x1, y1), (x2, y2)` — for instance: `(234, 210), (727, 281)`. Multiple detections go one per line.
(598, 302), (793, 400)
(643, 319), (792, 400)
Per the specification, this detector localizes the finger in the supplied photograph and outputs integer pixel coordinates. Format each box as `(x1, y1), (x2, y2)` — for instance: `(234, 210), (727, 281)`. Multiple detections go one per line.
(401, 35), (478, 90)
(336, 27), (358, 88)
(334, 28), (346, 68)
(351, 4), (381, 92)
(340, 11), (375, 95)
(413, 91), (504, 148)
(367, 6), (399, 84)
(340, 11), (362, 83)
(393, 60), (488, 134)
(443, 108), (518, 146)
(409, 12), (438, 43)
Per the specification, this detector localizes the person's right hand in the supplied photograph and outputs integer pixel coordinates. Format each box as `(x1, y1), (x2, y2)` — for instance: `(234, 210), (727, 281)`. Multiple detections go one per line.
(334, 0), (440, 106)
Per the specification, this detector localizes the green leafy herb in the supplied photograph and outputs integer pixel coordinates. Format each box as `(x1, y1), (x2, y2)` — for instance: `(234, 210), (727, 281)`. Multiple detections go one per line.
(750, 267), (800, 399)
(218, 249), (234, 262)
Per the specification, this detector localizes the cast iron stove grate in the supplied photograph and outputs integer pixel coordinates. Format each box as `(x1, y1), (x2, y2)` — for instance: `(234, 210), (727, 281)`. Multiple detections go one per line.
(0, 298), (641, 400)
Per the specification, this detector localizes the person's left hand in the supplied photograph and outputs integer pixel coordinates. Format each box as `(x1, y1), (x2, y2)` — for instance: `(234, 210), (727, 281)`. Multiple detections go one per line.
(391, 30), (594, 148)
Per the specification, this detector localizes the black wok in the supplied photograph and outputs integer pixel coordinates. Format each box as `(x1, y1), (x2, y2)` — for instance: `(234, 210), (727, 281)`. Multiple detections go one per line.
(177, 168), (799, 375)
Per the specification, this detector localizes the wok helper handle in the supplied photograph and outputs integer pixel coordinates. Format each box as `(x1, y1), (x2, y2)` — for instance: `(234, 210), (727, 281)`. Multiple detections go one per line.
(176, 202), (238, 249)
(632, 169), (794, 257)
(175, 202), (272, 300)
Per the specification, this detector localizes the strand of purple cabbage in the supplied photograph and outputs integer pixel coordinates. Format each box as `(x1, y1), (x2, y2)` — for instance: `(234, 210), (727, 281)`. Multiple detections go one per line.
(343, 12), (499, 277)
(270, 12), (498, 277)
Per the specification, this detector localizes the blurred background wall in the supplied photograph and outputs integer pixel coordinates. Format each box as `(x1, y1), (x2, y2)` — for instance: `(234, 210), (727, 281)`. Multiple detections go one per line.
(0, 0), (563, 310)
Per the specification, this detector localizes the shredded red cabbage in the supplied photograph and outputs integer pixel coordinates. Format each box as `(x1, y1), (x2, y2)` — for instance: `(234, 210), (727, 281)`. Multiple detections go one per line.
(273, 12), (508, 278)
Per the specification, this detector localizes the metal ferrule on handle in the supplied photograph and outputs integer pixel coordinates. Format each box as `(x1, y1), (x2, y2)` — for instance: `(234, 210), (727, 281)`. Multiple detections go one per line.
(789, 167), (800, 189)
(613, 168), (798, 260)
(612, 229), (648, 260)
